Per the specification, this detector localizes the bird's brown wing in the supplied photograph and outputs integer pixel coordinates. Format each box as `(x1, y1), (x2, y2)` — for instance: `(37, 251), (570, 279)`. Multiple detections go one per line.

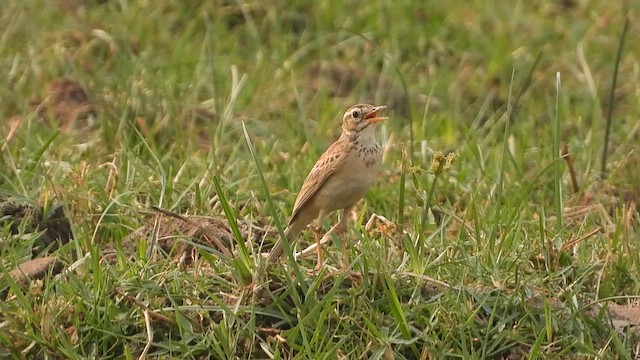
(289, 138), (349, 224)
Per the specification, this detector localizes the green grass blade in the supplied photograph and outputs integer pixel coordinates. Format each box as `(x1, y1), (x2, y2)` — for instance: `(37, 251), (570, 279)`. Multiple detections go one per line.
(212, 174), (252, 284)
(600, 15), (630, 177)
(241, 121), (306, 287)
(553, 72), (563, 231)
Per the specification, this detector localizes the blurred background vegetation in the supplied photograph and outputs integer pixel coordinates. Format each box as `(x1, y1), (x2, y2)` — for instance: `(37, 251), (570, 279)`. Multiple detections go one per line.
(1, 0), (639, 358)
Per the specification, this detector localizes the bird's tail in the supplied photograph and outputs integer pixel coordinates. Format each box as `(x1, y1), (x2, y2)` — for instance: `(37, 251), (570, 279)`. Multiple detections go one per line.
(266, 226), (297, 262)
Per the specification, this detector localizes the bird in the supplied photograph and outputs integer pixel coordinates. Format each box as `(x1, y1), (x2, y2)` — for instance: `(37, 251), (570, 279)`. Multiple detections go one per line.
(266, 104), (388, 269)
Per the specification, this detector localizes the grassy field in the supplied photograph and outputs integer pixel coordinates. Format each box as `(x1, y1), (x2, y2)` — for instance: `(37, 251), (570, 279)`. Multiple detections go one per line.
(1, 0), (640, 358)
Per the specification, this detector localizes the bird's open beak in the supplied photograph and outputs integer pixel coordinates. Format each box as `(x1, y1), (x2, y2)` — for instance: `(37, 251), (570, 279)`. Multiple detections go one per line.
(364, 105), (388, 124)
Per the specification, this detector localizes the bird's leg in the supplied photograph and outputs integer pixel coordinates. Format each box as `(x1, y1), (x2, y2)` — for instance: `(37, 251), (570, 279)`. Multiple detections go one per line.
(338, 204), (357, 270)
(312, 210), (328, 271)
(312, 224), (323, 270)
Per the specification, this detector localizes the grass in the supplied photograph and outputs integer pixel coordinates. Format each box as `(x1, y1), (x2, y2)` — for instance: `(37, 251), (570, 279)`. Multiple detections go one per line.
(1, 0), (640, 358)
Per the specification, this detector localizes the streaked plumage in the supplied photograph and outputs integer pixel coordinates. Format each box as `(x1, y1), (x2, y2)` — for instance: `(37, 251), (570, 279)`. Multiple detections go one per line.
(267, 104), (387, 268)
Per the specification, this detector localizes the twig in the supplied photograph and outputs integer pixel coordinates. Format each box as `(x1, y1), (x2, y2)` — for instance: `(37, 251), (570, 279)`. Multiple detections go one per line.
(2, 117), (22, 151)
(139, 309), (153, 360)
(600, 15), (630, 177)
(99, 154), (119, 196)
(150, 205), (233, 258)
(150, 205), (188, 221)
(114, 288), (177, 326)
(561, 144), (580, 193)
(114, 288), (205, 333)
(398, 272), (453, 290)
(561, 228), (601, 251)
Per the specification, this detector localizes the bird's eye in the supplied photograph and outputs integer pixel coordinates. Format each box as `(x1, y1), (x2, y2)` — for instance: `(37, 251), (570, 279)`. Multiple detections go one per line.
(351, 109), (361, 118)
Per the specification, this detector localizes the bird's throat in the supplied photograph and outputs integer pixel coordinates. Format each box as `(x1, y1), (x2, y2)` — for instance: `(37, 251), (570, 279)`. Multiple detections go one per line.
(344, 131), (359, 142)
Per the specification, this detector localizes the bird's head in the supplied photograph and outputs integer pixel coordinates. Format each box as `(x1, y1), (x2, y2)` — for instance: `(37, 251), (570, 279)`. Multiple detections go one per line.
(341, 104), (387, 135)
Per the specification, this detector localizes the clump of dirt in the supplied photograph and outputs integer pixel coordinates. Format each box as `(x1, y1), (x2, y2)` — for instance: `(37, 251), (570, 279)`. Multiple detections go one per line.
(1, 257), (65, 301)
(0, 197), (72, 300)
(7, 257), (64, 286)
(0, 197), (73, 256)
(31, 77), (96, 131)
(102, 209), (277, 263)
(580, 181), (639, 213)
(560, 144), (639, 213)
